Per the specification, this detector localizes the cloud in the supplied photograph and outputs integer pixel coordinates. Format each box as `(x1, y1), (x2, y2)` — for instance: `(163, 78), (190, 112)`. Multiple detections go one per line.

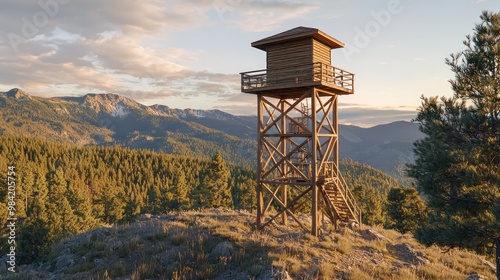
(116, 89), (175, 103)
(226, 0), (320, 32)
(214, 92), (257, 115)
(0, 0), (204, 97)
(338, 105), (417, 127)
(0, 0), (323, 112)
(0, 52), (121, 91)
(88, 36), (191, 78)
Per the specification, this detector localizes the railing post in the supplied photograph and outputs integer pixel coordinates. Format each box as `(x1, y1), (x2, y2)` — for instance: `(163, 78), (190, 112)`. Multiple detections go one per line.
(352, 74), (355, 92)
(341, 69), (344, 87)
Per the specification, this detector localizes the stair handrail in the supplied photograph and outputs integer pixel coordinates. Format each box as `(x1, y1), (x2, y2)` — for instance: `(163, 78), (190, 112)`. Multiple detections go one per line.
(336, 171), (362, 225)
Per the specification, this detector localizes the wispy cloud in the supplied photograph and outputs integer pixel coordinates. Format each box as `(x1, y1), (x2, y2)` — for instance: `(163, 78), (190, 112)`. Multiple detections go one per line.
(338, 104), (417, 127)
(226, 0), (320, 32)
(0, 0), (319, 104)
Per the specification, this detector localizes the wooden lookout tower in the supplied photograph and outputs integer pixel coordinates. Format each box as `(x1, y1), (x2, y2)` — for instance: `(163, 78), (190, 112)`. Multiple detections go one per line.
(240, 26), (361, 236)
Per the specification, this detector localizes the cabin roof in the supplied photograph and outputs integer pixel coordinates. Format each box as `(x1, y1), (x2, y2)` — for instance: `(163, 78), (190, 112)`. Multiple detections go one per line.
(251, 26), (345, 51)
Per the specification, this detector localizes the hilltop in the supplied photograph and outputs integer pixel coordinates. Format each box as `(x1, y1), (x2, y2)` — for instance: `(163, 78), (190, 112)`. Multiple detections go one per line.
(3, 209), (495, 280)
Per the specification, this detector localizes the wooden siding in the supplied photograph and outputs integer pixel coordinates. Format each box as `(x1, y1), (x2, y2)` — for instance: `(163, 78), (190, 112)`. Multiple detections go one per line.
(266, 38), (313, 69)
(266, 38), (332, 70)
(312, 39), (331, 65)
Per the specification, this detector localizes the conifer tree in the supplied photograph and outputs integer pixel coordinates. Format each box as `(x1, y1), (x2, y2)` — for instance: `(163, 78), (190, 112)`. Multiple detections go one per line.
(18, 170), (50, 264)
(232, 175), (256, 211)
(19, 168), (35, 218)
(352, 184), (385, 226)
(99, 183), (126, 223)
(67, 180), (97, 231)
(170, 171), (191, 211)
(197, 151), (232, 208)
(147, 185), (162, 214)
(408, 11), (500, 253)
(0, 172), (8, 253)
(385, 187), (427, 233)
(47, 168), (78, 237)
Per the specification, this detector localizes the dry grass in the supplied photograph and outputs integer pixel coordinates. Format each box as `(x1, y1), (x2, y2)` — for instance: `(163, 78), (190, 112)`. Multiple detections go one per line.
(4, 209), (497, 280)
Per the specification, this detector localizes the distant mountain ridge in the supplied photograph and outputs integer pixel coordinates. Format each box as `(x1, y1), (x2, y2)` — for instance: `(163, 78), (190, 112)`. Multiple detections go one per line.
(339, 121), (424, 182)
(0, 88), (256, 167)
(0, 88), (423, 179)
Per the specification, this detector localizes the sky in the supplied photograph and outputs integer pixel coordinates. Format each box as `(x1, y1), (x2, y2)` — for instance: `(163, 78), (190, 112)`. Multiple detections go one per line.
(0, 0), (498, 127)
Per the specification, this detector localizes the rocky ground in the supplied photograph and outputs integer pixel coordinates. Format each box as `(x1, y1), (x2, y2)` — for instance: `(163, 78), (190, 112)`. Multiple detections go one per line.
(1, 209), (496, 279)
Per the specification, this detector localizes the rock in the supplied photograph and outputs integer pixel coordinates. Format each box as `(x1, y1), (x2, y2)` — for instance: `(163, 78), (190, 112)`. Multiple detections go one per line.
(61, 248), (71, 255)
(360, 229), (389, 242)
(93, 258), (103, 267)
(90, 228), (109, 241)
(388, 243), (429, 265)
(55, 254), (75, 271)
(209, 241), (235, 261)
(104, 237), (124, 250)
(257, 268), (293, 280)
(466, 273), (489, 280)
(215, 270), (251, 280)
(137, 213), (153, 220)
(339, 220), (358, 230)
(155, 214), (168, 219)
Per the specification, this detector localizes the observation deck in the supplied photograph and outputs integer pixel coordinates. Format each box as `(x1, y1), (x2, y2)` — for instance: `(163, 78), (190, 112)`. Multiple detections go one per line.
(240, 62), (354, 97)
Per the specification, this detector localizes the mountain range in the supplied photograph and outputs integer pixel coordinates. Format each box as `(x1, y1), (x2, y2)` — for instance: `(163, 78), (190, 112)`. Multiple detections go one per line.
(0, 88), (423, 180)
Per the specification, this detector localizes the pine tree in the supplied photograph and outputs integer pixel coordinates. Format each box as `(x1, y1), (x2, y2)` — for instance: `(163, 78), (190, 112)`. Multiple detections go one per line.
(19, 168), (35, 218)
(18, 170), (50, 264)
(408, 11), (500, 254)
(67, 180), (97, 231)
(99, 183), (126, 223)
(170, 171), (191, 211)
(46, 168), (78, 237)
(352, 184), (385, 226)
(232, 175), (256, 212)
(147, 185), (162, 214)
(0, 172), (8, 253)
(385, 187), (427, 234)
(197, 151), (232, 208)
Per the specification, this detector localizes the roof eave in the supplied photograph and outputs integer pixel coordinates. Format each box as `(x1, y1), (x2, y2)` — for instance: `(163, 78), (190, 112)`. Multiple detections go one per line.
(251, 28), (345, 51)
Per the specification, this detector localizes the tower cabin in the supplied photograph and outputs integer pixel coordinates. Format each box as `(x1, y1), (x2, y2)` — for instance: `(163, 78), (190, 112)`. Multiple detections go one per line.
(240, 26), (354, 97)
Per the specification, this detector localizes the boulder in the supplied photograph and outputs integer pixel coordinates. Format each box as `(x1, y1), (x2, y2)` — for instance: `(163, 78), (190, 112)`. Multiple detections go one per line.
(360, 229), (388, 242)
(55, 254), (75, 271)
(209, 241), (235, 261)
(137, 213), (153, 220)
(466, 273), (489, 280)
(388, 243), (429, 265)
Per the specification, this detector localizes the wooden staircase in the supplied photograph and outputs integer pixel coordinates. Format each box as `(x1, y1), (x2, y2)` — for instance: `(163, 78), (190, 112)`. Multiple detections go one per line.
(320, 172), (361, 227)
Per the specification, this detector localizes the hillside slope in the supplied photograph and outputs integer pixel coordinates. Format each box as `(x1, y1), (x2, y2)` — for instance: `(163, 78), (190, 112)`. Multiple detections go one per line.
(5, 210), (495, 280)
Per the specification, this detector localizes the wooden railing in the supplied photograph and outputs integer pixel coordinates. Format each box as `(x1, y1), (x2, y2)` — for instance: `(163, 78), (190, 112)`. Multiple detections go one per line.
(241, 62), (354, 92)
(335, 170), (362, 224)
